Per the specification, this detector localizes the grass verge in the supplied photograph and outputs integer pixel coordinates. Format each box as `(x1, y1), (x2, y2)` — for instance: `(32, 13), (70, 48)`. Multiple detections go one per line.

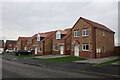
(16, 54), (58, 58)
(94, 58), (120, 66)
(39, 56), (87, 63)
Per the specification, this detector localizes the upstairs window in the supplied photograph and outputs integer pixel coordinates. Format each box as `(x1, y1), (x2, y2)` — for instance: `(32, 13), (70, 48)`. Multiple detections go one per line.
(29, 40), (32, 44)
(102, 31), (105, 36)
(82, 29), (89, 36)
(82, 44), (89, 51)
(56, 31), (61, 40)
(37, 34), (40, 41)
(74, 30), (80, 37)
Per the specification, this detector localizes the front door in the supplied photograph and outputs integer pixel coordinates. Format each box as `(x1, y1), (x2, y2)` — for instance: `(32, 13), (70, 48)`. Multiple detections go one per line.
(35, 47), (37, 54)
(74, 44), (79, 56)
(60, 46), (64, 55)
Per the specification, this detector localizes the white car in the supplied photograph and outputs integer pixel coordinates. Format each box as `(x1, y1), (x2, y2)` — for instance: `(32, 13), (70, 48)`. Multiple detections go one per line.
(6, 49), (15, 52)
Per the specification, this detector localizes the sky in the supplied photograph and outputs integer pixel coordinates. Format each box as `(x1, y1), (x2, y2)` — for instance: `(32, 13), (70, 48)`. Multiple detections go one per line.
(0, 0), (119, 46)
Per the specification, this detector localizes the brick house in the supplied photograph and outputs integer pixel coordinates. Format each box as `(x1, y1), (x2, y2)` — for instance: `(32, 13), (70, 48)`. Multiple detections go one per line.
(30, 31), (57, 55)
(17, 37), (30, 50)
(52, 28), (71, 55)
(70, 17), (115, 58)
(5, 40), (17, 51)
(0, 40), (4, 53)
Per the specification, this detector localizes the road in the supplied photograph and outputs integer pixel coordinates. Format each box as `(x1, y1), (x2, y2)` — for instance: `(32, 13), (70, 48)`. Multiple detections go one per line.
(2, 59), (118, 78)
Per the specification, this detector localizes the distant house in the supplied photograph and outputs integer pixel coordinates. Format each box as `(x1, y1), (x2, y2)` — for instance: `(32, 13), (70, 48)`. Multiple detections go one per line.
(17, 37), (30, 50)
(0, 40), (4, 53)
(5, 40), (17, 52)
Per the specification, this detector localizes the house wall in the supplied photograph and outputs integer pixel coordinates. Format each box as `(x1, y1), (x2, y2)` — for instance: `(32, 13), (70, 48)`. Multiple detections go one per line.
(71, 19), (95, 58)
(95, 28), (115, 58)
(65, 34), (71, 55)
(44, 33), (56, 54)
(52, 39), (65, 54)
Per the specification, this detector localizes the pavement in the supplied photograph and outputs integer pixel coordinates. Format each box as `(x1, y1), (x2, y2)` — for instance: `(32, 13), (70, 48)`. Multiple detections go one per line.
(2, 54), (120, 77)
(34, 54), (69, 59)
(74, 56), (120, 65)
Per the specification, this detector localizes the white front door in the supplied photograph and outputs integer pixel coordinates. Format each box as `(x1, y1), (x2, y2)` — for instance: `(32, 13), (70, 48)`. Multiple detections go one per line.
(74, 45), (79, 56)
(35, 47), (37, 54)
(60, 46), (64, 55)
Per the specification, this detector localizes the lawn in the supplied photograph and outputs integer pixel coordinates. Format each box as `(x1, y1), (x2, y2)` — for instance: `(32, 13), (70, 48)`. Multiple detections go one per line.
(94, 58), (120, 66)
(5, 52), (15, 55)
(39, 56), (87, 63)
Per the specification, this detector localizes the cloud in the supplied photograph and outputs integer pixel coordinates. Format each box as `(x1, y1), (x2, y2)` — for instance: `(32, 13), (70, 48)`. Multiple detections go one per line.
(1, 2), (118, 45)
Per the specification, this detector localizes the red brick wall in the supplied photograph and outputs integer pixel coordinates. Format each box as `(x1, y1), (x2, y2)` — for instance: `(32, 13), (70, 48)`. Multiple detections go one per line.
(115, 46), (120, 55)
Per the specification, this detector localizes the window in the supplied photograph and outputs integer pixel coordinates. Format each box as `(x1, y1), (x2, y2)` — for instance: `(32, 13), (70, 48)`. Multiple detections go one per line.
(56, 31), (61, 39)
(82, 44), (89, 51)
(29, 40), (32, 44)
(37, 34), (40, 41)
(102, 46), (105, 52)
(37, 47), (42, 52)
(53, 45), (59, 51)
(102, 31), (105, 36)
(67, 45), (70, 50)
(82, 29), (89, 36)
(74, 30), (80, 37)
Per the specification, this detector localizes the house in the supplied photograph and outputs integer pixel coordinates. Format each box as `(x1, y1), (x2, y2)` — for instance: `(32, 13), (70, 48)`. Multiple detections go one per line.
(52, 28), (71, 55)
(32, 31), (56, 55)
(4, 40), (17, 52)
(70, 17), (115, 58)
(0, 40), (4, 53)
(17, 37), (30, 50)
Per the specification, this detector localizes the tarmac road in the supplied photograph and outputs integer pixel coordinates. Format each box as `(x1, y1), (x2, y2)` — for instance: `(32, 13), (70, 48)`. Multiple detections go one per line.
(2, 59), (119, 78)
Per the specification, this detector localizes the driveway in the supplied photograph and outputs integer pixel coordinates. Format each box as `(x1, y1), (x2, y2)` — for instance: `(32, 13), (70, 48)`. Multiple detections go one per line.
(34, 54), (70, 59)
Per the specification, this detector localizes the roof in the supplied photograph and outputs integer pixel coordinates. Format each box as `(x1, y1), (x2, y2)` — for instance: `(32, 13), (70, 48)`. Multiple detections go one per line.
(62, 28), (71, 39)
(56, 30), (67, 34)
(81, 17), (114, 32)
(41, 31), (57, 41)
(18, 37), (31, 41)
(38, 33), (49, 37)
(72, 17), (114, 33)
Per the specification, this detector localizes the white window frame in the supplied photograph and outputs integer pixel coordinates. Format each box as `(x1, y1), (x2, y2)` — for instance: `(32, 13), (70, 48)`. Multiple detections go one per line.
(53, 45), (59, 51)
(37, 47), (42, 52)
(56, 31), (61, 40)
(102, 31), (105, 36)
(37, 34), (41, 41)
(82, 44), (89, 51)
(74, 30), (80, 37)
(82, 29), (89, 36)
(102, 46), (105, 52)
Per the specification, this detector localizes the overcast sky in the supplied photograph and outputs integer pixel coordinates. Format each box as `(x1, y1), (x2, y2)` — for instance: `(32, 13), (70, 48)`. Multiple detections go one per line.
(0, 1), (119, 46)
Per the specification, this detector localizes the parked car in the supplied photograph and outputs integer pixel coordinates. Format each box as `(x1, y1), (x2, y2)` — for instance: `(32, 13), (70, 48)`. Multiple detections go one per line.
(6, 49), (15, 52)
(15, 50), (33, 56)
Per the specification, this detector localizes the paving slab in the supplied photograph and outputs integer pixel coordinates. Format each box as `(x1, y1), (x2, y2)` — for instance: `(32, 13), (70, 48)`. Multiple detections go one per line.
(34, 55), (70, 59)
(74, 56), (120, 64)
